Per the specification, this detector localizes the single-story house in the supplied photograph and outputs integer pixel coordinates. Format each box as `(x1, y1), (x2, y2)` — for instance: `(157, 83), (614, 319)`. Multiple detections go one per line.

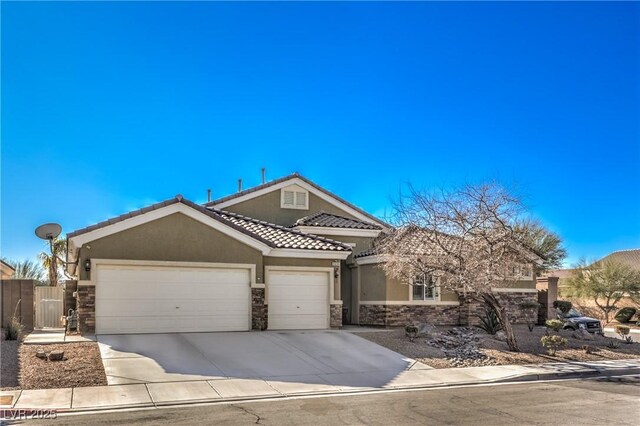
(66, 173), (537, 334)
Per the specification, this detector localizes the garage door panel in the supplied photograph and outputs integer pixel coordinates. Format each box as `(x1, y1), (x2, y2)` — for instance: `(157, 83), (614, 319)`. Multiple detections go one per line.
(270, 314), (329, 330)
(99, 314), (248, 334)
(268, 270), (329, 330)
(97, 282), (248, 301)
(97, 298), (248, 317)
(95, 264), (251, 334)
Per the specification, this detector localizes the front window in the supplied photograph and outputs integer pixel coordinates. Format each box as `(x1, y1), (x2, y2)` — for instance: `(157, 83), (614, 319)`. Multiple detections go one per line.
(412, 273), (439, 301)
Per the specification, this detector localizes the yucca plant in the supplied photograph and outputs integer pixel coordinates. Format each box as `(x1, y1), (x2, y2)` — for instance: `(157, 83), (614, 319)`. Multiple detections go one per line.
(3, 300), (23, 341)
(477, 307), (503, 335)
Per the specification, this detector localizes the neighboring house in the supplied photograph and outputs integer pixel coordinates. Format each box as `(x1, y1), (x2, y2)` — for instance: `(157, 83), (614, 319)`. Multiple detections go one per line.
(0, 259), (16, 279)
(66, 173), (537, 335)
(539, 249), (640, 319)
(543, 248), (640, 294)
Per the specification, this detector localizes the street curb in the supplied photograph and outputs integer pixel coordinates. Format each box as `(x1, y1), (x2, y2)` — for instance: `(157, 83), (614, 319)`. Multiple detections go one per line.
(492, 367), (640, 384)
(9, 367), (639, 416)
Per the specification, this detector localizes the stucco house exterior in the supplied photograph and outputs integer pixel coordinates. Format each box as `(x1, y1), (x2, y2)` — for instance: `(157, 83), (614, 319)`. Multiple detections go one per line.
(66, 173), (538, 334)
(1, 259), (16, 279)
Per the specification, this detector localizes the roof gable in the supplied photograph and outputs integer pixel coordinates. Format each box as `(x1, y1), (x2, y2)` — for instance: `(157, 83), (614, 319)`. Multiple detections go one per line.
(207, 173), (389, 229)
(67, 196), (351, 255)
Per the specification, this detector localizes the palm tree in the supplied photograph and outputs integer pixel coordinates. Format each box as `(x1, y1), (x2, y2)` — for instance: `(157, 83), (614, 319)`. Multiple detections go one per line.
(2, 258), (46, 281)
(38, 237), (67, 286)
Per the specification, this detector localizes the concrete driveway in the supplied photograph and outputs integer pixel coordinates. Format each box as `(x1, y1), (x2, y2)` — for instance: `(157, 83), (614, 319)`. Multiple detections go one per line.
(97, 331), (427, 389)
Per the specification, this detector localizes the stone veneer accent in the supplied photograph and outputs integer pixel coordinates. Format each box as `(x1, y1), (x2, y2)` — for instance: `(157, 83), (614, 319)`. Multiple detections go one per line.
(359, 292), (537, 327)
(77, 285), (95, 333)
(494, 291), (538, 324)
(251, 288), (268, 330)
(330, 304), (343, 328)
(359, 304), (461, 327)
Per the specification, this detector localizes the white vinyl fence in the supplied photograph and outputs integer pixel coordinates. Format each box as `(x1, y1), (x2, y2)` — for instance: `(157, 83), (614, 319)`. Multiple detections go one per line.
(35, 286), (64, 328)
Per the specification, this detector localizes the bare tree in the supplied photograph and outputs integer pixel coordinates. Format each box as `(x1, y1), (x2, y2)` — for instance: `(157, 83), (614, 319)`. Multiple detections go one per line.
(378, 182), (543, 352)
(566, 259), (640, 323)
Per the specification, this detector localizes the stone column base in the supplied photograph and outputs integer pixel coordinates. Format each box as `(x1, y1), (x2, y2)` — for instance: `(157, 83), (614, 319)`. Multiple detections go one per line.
(330, 304), (343, 328)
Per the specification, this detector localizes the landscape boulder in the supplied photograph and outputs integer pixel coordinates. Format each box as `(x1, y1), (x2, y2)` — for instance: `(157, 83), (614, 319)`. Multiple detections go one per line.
(48, 350), (64, 361)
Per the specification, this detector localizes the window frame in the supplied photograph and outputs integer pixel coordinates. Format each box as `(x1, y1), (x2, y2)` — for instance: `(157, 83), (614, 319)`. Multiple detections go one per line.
(411, 273), (440, 301)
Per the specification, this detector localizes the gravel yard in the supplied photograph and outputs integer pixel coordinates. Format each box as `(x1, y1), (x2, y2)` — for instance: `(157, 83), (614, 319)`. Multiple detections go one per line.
(1, 330), (107, 390)
(0, 337), (20, 390)
(18, 343), (108, 389)
(359, 325), (640, 369)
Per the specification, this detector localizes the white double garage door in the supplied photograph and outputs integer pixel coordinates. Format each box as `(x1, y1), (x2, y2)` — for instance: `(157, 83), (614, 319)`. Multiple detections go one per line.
(95, 262), (331, 334)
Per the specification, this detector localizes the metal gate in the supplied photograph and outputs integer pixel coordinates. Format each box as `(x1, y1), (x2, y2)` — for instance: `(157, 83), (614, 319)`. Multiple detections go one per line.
(35, 286), (64, 328)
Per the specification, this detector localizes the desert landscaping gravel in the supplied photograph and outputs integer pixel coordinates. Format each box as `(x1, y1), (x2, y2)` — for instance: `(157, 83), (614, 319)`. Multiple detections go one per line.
(359, 325), (640, 369)
(18, 342), (107, 389)
(0, 338), (20, 390)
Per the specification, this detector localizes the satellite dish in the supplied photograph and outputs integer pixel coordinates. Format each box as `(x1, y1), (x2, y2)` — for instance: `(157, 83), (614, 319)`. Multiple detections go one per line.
(35, 223), (62, 240)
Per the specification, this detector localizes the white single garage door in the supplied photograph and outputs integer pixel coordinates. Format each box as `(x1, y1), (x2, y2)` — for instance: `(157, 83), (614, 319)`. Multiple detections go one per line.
(267, 269), (330, 330)
(95, 263), (251, 334)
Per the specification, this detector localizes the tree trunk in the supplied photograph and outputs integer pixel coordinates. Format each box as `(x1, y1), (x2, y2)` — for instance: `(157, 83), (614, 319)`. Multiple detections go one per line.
(483, 293), (519, 352)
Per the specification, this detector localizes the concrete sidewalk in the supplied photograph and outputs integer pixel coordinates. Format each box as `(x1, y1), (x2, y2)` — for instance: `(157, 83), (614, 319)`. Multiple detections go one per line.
(2, 359), (639, 412)
(23, 328), (96, 345)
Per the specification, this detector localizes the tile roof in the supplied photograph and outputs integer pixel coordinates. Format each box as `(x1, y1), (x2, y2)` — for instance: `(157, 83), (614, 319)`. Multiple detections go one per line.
(354, 246), (378, 258)
(67, 196), (350, 252)
(293, 211), (382, 230)
(206, 172), (390, 228)
(599, 248), (640, 270)
(210, 209), (351, 251)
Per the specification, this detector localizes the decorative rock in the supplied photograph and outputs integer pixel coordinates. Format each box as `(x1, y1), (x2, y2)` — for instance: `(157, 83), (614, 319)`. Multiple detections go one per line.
(48, 350), (64, 361)
(426, 327), (494, 367)
(35, 348), (47, 359)
(573, 329), (594, 341)
(494, 331), (507, 341)
(417, 323), (437, 336)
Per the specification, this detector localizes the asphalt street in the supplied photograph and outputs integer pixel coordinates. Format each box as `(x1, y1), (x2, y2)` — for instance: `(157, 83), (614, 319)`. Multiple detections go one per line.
(23, 375), (640, 426)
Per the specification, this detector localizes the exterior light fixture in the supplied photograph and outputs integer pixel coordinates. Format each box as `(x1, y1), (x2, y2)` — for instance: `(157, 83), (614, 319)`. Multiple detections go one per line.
(332, 260), (340, 278)
(84, 259), (91, 272)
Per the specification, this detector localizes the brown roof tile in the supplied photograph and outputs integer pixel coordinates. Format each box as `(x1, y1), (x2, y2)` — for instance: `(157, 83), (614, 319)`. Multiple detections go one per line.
(293, 211), (382, 230)
(67, 196), (351, 253)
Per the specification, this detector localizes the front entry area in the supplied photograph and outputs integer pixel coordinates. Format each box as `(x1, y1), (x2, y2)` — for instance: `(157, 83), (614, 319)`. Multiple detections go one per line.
(266, 268), (331, 330)
(95, 262), (252, 334)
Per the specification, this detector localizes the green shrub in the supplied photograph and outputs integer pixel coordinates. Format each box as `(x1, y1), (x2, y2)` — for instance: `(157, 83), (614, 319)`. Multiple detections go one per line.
(477, 307), (503, 335)
(545, 319), (564, 333)
(615, 325), (630, 336)
(614, 307), (637, 323)
(405, 325), (419, 341)
(3, 299), (23, 341)
(540, 335), (567, 356)
(607, 340), (620, 349)
(552, 300), (572, 315)
(3, 316), (23, 341)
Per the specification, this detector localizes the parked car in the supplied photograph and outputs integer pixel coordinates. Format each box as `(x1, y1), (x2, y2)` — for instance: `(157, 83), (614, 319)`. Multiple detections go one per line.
(557, 308), (602, 333)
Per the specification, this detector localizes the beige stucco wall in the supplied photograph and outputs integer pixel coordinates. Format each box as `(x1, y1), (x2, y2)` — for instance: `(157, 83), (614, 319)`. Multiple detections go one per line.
(497, 279), (537, 290)
(78, 213), (264, 281)
(223, 190), (360, 226)
(359, 263), (460, 303)
(359, 264), (387, 301)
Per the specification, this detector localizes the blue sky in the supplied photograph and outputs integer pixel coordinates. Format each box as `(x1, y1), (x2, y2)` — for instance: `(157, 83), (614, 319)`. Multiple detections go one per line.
(2, 2), (639, 266)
